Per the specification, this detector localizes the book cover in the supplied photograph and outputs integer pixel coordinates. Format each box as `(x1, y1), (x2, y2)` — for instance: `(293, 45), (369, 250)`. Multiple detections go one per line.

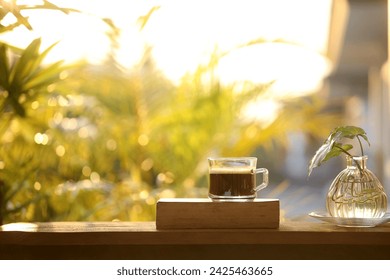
(156, 198), (280, 229)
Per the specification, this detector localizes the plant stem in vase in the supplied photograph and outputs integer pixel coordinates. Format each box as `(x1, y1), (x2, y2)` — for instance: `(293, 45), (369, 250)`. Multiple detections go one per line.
(326, 155), (387, 218)
(308, 126), (388, 218)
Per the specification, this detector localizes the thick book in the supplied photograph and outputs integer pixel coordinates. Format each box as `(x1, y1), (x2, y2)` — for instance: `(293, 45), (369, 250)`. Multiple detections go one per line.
(156, 198), (279, 229)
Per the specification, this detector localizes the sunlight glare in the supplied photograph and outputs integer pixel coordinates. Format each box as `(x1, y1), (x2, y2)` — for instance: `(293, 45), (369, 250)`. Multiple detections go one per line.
(0, 0), (333, 94)
(0, 222), (39, 232)
(243, 98), (281, 128)
(217, 42), (332, 95)
(142, 0), (333, 93)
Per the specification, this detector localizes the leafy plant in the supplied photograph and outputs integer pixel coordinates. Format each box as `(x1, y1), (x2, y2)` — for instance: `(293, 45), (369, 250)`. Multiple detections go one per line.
(0, 1), (343, 224)
(308, 125), (370, 176)
(0, 38), (67, 117)
(0, 0), (81, 224)
(0, 0), (79, 34)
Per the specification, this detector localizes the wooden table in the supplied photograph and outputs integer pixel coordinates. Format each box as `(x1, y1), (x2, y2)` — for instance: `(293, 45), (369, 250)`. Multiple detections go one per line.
(1, 221), (390, 259)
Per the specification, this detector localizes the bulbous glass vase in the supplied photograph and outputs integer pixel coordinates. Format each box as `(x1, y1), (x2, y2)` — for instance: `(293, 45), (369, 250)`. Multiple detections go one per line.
(326, 155), (387, 218)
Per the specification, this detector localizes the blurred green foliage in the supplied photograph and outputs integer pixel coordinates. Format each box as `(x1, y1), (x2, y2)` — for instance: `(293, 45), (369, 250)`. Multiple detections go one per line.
(0, 1), (340, 224)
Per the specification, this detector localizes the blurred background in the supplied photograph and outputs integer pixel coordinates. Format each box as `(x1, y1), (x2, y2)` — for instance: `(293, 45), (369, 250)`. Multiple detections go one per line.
(0, 0), (388, 223)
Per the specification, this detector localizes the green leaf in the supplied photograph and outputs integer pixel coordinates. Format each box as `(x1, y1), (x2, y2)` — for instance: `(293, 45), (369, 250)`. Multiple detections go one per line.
(308, 132), (338, 176)
(10, 8), (33, 31)
(137, 6), (160, 30)
(42, 0), (75, 14)
(9, 38), (41, 87)
(9, 0), (80, 14)
(0, 0), (32, 31)
(334, 125), (365, 138)
(0, 43), (9, 88)
(308, 125), (370, 177)
(0, 6), (7, 21)
(0, 21), (23, 33)
(2, 38), (64, 117)
(323, 143), (353, 162)
(102, 18), (117, 30)
(331, 126), (369, 145)
(27, 41), (59, 77)
(358, 133), (370, 146)
(21, 60), (64, 92)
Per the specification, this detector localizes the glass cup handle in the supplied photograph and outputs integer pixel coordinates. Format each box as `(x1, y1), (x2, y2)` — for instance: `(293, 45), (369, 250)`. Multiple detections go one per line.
(253, 168), (269, 191)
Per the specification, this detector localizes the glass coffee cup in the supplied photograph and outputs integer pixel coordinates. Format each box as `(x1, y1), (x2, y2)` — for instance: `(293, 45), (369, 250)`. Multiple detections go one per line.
(208, 157), (269, 201)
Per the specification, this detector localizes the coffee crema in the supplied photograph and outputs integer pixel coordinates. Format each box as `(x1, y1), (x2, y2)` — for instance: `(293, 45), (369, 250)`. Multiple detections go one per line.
(209, 168), (256, 198)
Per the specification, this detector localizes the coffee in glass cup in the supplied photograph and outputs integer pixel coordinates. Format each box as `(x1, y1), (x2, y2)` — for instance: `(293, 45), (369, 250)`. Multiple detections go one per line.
(208, 157), (268, 201)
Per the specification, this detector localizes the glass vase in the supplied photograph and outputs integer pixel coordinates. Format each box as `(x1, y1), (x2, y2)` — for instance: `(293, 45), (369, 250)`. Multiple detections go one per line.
(326, 155), (387, 218)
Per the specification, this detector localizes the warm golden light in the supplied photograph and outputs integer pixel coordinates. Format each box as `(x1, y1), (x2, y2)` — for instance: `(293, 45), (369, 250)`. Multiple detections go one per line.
(0, 222), (39, 232)
(0, 0), (333, 94)
(34, 132), (49, 145)
(217, 42), (332, 95)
